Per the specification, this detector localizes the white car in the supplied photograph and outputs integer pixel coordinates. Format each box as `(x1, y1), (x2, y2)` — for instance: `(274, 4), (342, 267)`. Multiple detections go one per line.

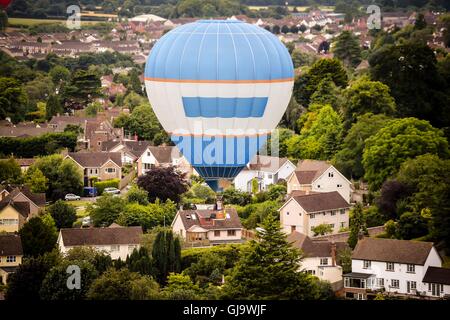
(103, 187), (121, 195)
(65, 193), (81, 201)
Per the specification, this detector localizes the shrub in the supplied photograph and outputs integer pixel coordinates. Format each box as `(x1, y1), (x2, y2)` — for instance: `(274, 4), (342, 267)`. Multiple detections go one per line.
(94, 179), (120, 195)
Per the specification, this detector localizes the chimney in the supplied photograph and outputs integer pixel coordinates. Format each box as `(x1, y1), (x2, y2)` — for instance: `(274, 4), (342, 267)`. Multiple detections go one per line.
(358, 229), (365, 240)
(215, 195), (223, 211)
(331, 241), (336, 267)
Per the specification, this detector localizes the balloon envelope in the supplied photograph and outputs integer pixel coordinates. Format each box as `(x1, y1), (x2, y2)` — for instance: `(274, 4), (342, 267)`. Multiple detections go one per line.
(145, 19), (294, 190)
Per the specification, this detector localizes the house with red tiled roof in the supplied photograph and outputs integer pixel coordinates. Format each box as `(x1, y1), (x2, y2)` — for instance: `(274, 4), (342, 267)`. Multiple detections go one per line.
(172, 199), (243, 247)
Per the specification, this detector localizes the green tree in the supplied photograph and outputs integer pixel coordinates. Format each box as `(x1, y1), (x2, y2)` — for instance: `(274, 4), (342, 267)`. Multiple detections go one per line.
(47, 200), (77, 229)
(222, 187), (252, 206)
(87, 268), (160, 300)
(0, 158), (21, 184)
(309, 76), (342, 110)
(123, 91), (145, 111)
(333, 113), (392, 180)
(85, 101), (103, 117)
(62, 70), (102, 109)
(0, 9), (7, 32)
(24, 167), (48, 193)
(341, 78), (396, 128)
(39, 260), (98, 300)
(293, 58), (348, 106)
(369, 41), (450, 128)
(287, 105), (343, 160)
(5, 251), (61, 301)
(64, 246), (112, 274)
(183, 252), (226, 286)
(88, 194), (126, 227)
(152, 228), (181, 285)
(19, 217), (58, 257)
(126, 247), (154, 276)
(126, 185), (149, 205)
(332, 30), (362, 67)
(49, 65), (70, 85)
(396, 211), (429, 240)
(362, 118), (449, 190)
(311, 223), (333, 236)
(222, 215), (333, 299)
(348, 203), (368, 249)
(0, 77), (28, 123)
(161, 273), (202, 300)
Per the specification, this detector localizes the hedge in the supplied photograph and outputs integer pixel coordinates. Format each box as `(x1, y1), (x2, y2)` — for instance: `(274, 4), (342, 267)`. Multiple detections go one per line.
(94, 179), (120, 195)
(180, 244), (245, 271)
(0, 132), (77, 158)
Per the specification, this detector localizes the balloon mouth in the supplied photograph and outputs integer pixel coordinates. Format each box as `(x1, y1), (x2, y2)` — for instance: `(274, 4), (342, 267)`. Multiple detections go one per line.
(197, 19), (244, 24)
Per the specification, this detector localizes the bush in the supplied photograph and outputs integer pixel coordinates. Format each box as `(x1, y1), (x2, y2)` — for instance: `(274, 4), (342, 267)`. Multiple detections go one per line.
(181, 244), (243, 271)
(94, 179), (120, 195)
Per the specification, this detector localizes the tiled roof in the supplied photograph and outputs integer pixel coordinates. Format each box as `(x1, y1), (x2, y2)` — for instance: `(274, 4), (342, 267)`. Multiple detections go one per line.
(178, 207), (242, 231)
(0, 234), (23, 256)
(248, 155), (290, 173)
(148, 146), (177, 164)
(60, 226), (143, 246)
(291, 191), (350, 213)
(423, 267), (450, 285)
(2, 186), (46, 207)
(0, 201), (30, 218)
(352, 237), (434, 265)
(294, 159), (331, 184)
(67, 152), (122, 168)
(287, 231), (348, 258)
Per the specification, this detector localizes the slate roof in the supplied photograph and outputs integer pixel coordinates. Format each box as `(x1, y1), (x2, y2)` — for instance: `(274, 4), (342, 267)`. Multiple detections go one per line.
(287, 231), (348, 258)
(148, 146), (177, 164)
(2, 186), (46, 207)
(178, 207), (242, 231)
(60, 226), (143, 246)
(352, 237), (434, 265)
(422, 267), (450, 285)
(102, 140), (152, 158)
(67, 152), (122, 168)
(247, 155), (290, 173)
(0, 234), (23, 256)
(291, 191), (350, 213)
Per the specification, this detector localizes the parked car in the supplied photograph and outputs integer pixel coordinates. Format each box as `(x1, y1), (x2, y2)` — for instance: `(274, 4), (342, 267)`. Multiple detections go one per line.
(65, 193), (81, 201)
(103, 187), (120, 195)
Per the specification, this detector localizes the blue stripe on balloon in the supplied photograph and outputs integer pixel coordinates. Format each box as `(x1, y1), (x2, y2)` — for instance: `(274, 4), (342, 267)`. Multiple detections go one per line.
(170, 134), (268, 170)
(182, 97), (268, 118)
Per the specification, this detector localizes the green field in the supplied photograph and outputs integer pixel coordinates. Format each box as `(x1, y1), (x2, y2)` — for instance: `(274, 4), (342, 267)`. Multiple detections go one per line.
(8, 17), (102, 27)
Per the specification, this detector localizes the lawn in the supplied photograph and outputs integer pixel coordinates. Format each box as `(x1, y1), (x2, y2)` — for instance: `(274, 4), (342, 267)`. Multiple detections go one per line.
(8, 17), (102, 27)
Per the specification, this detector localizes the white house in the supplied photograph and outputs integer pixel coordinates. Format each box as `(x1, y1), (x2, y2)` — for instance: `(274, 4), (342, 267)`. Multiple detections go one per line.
(57, 225), (143, 260)
(234, 155), (296, 193)
(343, 237), (449, 300)
(172, 201), (243, 246)
(279, 191), (350, 237)
(287, 231), (348, 287)
(287, 160), (352, 203)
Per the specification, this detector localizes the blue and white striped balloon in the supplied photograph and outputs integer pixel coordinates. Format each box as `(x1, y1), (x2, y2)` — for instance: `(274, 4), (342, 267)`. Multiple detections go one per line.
(145, 19), (294, 190)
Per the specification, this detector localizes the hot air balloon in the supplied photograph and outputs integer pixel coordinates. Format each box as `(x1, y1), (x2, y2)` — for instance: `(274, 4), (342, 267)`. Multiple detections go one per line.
(145, 19), (294, 191)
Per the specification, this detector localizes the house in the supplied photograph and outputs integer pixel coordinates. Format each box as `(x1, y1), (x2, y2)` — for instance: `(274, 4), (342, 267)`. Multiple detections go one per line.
(234, 155), (296, 192)
(343, 237), (448, 300)
(0, 201), (31, 233)
(102, 139), (152, 164)
(15, 158), (36, 172)
(172, 200), (243, 246)
(0, 185), (45, 217)
(279, 191), (350, 237)
(288, 231), (348, 287)
(64, 152), (122, 186)
(58, 225), (143, 260)
(287, 160), (352, 203)
(136, 145), (193, 177)
(0, 234), (23, 285)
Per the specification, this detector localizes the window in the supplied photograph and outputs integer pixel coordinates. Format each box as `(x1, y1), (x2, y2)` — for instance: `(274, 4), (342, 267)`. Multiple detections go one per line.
(105, 168), (116, 173)
(227, 230), (236, 237)
(340, 222), (346, 228)
(391, 279), (399, 288)
(310, 213), (315, 219)
(410, 281), (417, 290)
(110, 245), (119, 252)
(328, 172), (334, 177)
(407, 264), (415, 273)
(286, 211), (289, 215)
(377, 278), (384, 287)
(128, 245), (137, 252)
(0, 219), (19, 225)
(267, 174), (273, 179)
(291, 225), (296, 233)
(331, 210), (336, 216)
(328, 224), (335, 229)
(147, 152), (151, 156)
(386, 262), (394, 271)
(307, 270), (316, 275)
(340, 209), (345, 214)
(337, 184), (342, 188)
(6, 256), (16, 263)
(214, 230), (221, 237)
(363, 260), (371, 269)
(320, 258), (328, 265)
(317, 185), (321, 188)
